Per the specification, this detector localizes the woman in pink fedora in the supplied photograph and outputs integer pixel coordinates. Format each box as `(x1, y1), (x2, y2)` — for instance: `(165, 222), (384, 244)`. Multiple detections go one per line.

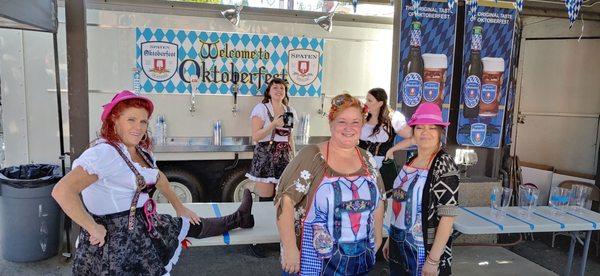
(382, 103), (460, 276)
(52, 90), (254, 275)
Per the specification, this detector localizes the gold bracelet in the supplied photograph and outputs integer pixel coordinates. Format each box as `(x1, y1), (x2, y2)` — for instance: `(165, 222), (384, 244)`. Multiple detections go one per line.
(426, 255), (440, 266)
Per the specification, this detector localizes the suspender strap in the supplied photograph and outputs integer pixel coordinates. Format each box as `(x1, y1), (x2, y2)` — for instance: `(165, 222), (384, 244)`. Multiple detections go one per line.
(332, 180), (342, 241)
(105, 142), (155, 231)
(263, 103), (276, 145)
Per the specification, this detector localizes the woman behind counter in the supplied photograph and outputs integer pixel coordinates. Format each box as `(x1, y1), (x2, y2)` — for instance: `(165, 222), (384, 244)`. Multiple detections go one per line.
(275, 93), (386, 276)
(382, 103), (460, 276)
(52, 90), (254, 275)
(247, 77), (297, 201)
(359, 88), (413, 191)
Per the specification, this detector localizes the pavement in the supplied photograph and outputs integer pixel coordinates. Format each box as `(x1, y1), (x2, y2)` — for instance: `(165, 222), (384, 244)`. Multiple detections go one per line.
(2, 234), (600, 276)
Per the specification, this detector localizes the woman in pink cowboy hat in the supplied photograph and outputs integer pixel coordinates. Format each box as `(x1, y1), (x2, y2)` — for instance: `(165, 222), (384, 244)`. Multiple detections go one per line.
(382, 103), (460, 276)
(52, 90), (254, 275)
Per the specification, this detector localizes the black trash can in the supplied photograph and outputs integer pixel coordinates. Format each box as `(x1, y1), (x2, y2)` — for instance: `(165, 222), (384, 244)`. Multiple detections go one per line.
(0, 164), (63, 262)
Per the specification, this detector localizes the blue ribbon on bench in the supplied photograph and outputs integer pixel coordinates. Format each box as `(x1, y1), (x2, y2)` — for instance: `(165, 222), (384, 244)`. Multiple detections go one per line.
(531, 210), (565, 229)
(460, 207), (504, 231)
(505, 212), (535, 230)
(211, 203), (231, 245)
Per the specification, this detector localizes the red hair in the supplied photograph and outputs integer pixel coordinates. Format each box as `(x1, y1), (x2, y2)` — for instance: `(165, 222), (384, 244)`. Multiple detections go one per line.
(328, 93), (368, 122)
(100, 99), (153, 151)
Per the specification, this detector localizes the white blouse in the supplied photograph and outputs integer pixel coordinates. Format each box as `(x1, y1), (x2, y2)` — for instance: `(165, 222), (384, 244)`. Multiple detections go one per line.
(361, 110), (408, 143)
(250, 102), (298, 143)
(71, 141), (159, 216)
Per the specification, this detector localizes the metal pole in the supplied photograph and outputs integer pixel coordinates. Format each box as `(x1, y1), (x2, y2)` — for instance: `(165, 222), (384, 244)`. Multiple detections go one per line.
(65, 0), (89, 258)
(389, 0), (402, 109)
(565, 232), (576, 276)
(52, 33), (66, 176)
(65, 0), (89, 160)
(579, 230), (592, 276)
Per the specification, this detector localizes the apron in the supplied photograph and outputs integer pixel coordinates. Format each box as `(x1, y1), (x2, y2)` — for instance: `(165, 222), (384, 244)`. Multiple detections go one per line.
(300, 143), (380, 276)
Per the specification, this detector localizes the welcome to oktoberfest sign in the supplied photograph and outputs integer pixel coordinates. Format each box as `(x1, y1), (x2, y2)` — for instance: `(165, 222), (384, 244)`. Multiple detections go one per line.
(135, 28), (324, 97)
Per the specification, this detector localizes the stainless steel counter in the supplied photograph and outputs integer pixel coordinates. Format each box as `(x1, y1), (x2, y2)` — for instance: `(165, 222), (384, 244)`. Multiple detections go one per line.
(153, 136), (330, 153)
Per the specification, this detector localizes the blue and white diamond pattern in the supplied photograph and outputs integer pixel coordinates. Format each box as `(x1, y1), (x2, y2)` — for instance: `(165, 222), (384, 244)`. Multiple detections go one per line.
(567, 0), (582, 28)
(447, 0), (456, 11)
(398, 0), (458, 142)
(457, 6), (517, 148)
(136, 28), (324, 97)
(468, 0), (478, 22)
(412, 0), (422, 19)
(515, 0), (524, 12)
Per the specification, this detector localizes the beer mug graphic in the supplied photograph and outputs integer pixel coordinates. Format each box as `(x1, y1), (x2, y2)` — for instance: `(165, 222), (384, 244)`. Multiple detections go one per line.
(421, 53), (448, 109)
(480, 57), (505, 117)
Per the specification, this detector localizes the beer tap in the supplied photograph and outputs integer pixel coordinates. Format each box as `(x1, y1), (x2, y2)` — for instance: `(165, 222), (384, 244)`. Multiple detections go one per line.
(189, 75), (199, 115)
(231, 75), (239, 117)
(317, 93), (327, 118)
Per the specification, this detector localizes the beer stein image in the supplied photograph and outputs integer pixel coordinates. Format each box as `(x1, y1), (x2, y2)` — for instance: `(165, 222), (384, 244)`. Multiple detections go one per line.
(480, 57), (505, 117)
(421, 53), (448, 109)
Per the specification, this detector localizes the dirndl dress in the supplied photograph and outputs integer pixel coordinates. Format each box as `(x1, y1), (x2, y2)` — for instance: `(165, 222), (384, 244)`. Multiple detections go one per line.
(73, 209), (190, 275)
(72, 142), (190, 275)
(246, 103), (293, 184)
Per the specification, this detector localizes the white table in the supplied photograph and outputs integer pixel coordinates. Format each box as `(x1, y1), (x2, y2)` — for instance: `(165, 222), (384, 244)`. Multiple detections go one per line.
(455, 206), (600, 276)
(157, 202), (280, 246)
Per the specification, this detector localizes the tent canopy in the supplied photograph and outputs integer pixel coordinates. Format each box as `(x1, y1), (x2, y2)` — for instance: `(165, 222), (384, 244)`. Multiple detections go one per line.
(0, 0), (57, 33)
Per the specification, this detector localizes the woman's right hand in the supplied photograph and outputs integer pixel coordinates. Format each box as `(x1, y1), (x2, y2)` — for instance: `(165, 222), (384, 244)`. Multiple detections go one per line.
(385, 149), (395, 161)
(270, 116), (285, 129)
(382, 238), (390, 261)
(281, 245), (300, 274)
(88, 223), (107, 247)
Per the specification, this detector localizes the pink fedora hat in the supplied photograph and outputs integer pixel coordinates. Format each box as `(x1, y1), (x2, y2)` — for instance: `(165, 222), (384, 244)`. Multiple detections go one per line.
(407, 103), (450, 127)
(101, 90), (154, 121)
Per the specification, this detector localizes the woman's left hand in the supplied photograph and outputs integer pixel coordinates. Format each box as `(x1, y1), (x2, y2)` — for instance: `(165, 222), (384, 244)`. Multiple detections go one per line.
(176, 205), (201, 225)
(422, 261), (439, 276)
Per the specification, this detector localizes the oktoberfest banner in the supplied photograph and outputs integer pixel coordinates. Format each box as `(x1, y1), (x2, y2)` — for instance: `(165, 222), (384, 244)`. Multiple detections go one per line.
(396, 0), (458, 135)
(456, 1), (517, 148)
(135, 28), (324, 97)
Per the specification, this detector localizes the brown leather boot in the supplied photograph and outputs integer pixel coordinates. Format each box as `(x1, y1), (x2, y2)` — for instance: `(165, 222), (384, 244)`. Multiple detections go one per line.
(191, 189), (254, 239)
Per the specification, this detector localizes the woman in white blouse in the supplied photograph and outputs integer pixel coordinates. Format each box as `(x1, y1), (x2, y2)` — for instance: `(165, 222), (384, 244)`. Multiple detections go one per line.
(52, 90), (254, 275)
(359, 88), (413, 191)
(246, 77), (297, 201)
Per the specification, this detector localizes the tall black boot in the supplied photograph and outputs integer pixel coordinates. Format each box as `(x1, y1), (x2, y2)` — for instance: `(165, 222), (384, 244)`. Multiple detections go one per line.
(189, 189), (254, 239)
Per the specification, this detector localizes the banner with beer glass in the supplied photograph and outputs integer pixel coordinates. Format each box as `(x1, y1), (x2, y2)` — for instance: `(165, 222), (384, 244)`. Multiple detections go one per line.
(396, 0), (458, 142)
(457, 1), (517, 148)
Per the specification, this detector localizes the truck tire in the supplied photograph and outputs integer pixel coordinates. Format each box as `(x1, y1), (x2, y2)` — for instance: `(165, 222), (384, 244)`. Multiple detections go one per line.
(221, 166), (256, 202)
(152, 169), (203, 203)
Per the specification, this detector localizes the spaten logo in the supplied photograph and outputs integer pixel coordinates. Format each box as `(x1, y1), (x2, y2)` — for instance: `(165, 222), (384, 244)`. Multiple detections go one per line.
(288, 49), (320, 86)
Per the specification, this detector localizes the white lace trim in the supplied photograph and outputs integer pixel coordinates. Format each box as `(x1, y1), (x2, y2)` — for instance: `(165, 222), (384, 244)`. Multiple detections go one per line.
(163, 217), (190, 275)
(245, 173), (280, 184)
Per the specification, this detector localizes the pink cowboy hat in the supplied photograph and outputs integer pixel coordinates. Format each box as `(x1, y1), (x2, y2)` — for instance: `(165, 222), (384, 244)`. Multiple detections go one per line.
(101, 90), (154, 121)
(407, 103), (450, 127)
